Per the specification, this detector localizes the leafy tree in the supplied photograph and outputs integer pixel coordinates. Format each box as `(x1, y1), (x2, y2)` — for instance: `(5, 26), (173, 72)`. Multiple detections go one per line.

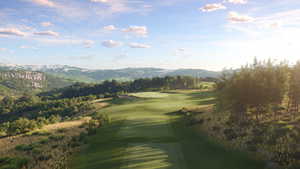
(8, 118), (38, 135)
(288, 61), (300, 119)
(217, 59), (288, 123)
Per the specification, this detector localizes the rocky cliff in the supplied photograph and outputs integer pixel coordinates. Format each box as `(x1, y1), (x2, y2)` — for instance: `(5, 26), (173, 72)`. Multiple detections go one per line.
(0, 71), (46, 89)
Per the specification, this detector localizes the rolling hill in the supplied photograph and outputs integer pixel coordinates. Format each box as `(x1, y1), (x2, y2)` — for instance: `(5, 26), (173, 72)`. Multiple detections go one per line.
(0, 69), (73, 95)
(0, 64), (221, 82)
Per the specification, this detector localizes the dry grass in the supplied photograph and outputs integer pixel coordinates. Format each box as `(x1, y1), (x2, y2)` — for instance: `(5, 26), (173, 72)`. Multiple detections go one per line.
(91, 98), (112, 103)
(91, 99), (111, 109)
(42, 117), (90, 132)
(0, 117), (90, 157)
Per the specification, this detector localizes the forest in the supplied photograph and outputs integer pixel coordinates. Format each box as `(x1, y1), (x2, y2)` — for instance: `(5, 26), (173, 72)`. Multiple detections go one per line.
(40, 76), (206, 99)
(210, 59), (300, 168)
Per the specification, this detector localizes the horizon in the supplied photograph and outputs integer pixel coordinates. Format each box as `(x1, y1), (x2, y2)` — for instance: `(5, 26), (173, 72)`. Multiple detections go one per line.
(0, 58), (297, 72)
(0, 0), (300, 71)
(0, 62), (222, 71)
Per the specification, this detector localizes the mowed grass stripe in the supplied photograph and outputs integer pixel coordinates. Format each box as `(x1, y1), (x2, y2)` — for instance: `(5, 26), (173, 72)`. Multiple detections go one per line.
(121, 143), (187, 169)
(70, 91), (266, 169)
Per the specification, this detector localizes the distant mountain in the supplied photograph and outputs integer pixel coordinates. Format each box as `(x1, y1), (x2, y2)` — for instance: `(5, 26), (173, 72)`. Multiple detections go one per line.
(0, 63), (221, 83)
(0, 69), (73, 95)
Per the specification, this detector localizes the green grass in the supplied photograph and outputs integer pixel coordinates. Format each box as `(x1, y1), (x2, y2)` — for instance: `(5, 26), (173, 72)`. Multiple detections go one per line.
(129, 92), (170, 98)
(70, 91), (265, 169)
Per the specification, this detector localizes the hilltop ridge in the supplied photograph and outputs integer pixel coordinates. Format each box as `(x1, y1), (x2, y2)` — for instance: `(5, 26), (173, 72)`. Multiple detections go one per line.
(0, 63), (221, 82)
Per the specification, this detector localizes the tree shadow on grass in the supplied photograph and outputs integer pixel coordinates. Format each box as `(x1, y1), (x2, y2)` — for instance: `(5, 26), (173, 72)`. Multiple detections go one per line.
(70, 115), (266, 169)
(186, 90), (217, 106)
(70, 118), (185, 169)
(187, 90), (216, 100)
(170, 119), (266, 169)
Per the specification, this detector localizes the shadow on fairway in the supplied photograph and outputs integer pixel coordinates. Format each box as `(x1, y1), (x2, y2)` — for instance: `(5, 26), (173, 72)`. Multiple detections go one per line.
(70, 117), (265, 169)
(70, 91), (265, 169)
(70, 119), (184, 169)
(170, 119), (266, 169)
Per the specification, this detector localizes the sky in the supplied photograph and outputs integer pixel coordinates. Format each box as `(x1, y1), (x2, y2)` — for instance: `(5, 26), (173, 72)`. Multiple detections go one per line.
(0, 0), (300, 70)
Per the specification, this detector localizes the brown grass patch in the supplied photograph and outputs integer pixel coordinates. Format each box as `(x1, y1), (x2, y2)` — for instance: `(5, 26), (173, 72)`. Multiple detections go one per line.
(0, 117), (90, 156)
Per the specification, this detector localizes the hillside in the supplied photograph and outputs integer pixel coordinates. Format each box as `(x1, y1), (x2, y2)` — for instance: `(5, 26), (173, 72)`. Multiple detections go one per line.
(0, 64), (221, 82)
(0, 70), (73, 95)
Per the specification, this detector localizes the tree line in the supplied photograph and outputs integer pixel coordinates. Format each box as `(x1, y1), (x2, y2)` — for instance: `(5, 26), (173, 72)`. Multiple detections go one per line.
(0, 95), (95, 136)
(41, 76), (205, 99)
(216, 59), (300, 123)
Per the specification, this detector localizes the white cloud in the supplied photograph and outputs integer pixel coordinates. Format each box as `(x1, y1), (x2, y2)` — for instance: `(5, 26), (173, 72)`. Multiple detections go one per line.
(40, 22), (53, 27)
(28, 0), (89, 18)
(143, 5), (153, 9)
(200, 3), (226, 12)
(225, 9), (300, 38)
(71, 55), (95, 60)
(224, 0), (247, 4)
(269, 22), (281, 28)
(122, 26), (148, 37)
(34, 30), (59, 37)
(90, 0), (108, 3)
(257, 9), (300, 28)
(128, 43), (151, 48)
(177, 48), (185, 52)
(0, 48), (7, 52)
(102, 40), (122, 48)
(175, 48), (189, 56)
(0, 28), (27, 37)
(30, 0), (56, 7)
(103, 25), (117, 31)
(20, 46), (38, 50)
(83, 40), (95, 48)
(93, 0), (139, 18)
(228, 11), (254, 23)
(34, 37), (94, 48)
(28, 0), (151, 20)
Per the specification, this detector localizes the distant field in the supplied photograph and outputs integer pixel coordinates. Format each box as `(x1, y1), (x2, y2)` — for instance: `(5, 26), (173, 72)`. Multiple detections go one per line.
(70, 91), (265, 169)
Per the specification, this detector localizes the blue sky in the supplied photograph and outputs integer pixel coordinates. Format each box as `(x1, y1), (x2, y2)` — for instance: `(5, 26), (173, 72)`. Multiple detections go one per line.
(0, 0), (300, 70)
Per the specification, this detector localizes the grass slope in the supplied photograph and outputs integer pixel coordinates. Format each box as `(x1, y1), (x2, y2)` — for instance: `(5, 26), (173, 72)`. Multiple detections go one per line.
(70, 91), (265, 169)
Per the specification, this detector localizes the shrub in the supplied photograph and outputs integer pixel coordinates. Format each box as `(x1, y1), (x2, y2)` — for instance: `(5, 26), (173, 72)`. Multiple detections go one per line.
(48, 115), (61, 124)
(57, 128), (67, 133)
(31, 130), (51, 136)
(93, 113), (110, 124)
(38, 138), (50, 144)
(0, 157), (29, 169)
(15, 144), (35, 152)
(8, 118), (38, 135)
(36, 117), (49, 128)
(48, 134), (65, 141)
(37, 155), (51, 161)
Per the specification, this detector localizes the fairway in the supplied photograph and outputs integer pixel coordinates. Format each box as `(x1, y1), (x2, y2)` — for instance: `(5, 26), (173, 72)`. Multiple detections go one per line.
(70, 91), (265, 169)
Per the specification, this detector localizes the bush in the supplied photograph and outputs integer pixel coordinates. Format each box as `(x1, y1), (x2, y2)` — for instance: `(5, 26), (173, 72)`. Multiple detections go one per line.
(48, 115), (61, 124)
(0, 157), (29, 169)
(37, 155), (51, 161)
(8, 118), (38, 135)
(15, 144), (35, 152)
(36, 117), (49, 128)
(93, 113), (110, 124)
(57, 128), (67, 133)
(48, 134), (65, 141)
(31, 130), (51, 136)
(38, 138), (50, 144)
